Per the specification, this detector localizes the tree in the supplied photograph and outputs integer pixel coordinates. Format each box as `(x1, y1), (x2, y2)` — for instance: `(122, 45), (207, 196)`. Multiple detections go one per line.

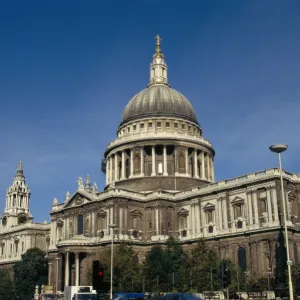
(143, 245), (172, 292)
(94, 242), (142, 292)
(165, 237), (188, 292)
(14, 248), (48, 300)
(189, 239), (221, 292)
(0, 269), (15, 300)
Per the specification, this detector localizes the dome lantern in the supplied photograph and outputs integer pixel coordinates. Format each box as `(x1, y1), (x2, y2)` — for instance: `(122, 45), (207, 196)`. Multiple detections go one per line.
(148, 35), (169, 87)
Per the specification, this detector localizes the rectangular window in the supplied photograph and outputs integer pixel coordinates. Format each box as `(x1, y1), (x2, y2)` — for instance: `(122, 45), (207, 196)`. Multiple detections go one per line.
(133, 125), (137, 131)
(189, 126), (191, 132)
(140, 123), (144, 129)
(182, 124), (185, 130)
(22, 242), (24, 252)
(174, 123), (178, 129)
(148, 221), (152, 229)
(148, 122), (152, 128)
(157, 121), (162, 128)
(166, 122), (170, 128)
(128, 127), (130, 133)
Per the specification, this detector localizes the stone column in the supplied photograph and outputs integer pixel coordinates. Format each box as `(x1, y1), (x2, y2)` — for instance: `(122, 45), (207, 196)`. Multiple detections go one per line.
(105, 159), (109, 185)
(130, 149), (134, 177)
(65, 251), (69, 287)
(266, 187), (273, 223)
(119, 204), (123, 234)
(218, 198), (223, 230)
(163, 145), (168, 175)
(207, 155), (211, 181)
(272, 186), (279, 222)
(190, 204), (194, 235)
(109, 156), (113, 182)
(185, 147), (189, 175)
(121, 151), (125, 179)
(156, 207), (159, 235)
(140, 147), (144, 175)
(75, 253), (79, 286)
(194, 150), (199, 178)
(247, 191), (253, 225)
(201, 151), (205, 179)
(211, 157), (215, 182)
(174, 146), (178, 174)
(151, 146), (156, 176)
(252, 190), (259, 225)
(222, 197), (228, 229)
(114, 154), (118, 181)
(285, 191), (290, 220)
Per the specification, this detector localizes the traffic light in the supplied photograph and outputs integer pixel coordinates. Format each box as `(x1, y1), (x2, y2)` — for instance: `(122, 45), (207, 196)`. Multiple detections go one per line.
(93, 261), (104, 290)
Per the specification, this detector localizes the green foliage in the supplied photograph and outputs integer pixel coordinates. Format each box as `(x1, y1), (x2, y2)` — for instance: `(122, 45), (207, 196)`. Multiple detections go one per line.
(14, 248), (48, 300)
(289, 264), (300, 294)
(143, 245), (171, 291)
(0, 269), (15, 300)
(95, 242), (143, 292)
(96, 237), (243, 294)
(223, 261), (246, 292)
(189, 239), (221, 292)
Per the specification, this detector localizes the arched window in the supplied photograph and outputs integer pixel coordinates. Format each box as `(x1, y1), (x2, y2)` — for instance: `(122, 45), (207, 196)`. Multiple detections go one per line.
(208, 225), (214, 233)
(238, 247), (247, 272)
(132, 230), (138, 239)
(77, 214), (84, 235)
(237, 220), (243, 229)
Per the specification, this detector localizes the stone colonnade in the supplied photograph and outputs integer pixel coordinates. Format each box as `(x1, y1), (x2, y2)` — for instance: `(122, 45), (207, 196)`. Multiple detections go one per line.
(106, 144), (214, 184)
(49, 251), (90, 292)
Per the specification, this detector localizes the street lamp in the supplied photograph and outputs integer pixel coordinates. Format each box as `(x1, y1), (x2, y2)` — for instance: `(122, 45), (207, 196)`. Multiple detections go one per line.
(109, 224), (117, 300)
(55, 257), (60, 294)
(269, 144), (293, 300)
(48, 262), (52, 286)
(267, 267), (272, 291)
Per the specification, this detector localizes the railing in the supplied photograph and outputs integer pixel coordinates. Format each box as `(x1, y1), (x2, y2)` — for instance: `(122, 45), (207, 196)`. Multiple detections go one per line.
(107, 130), (213, 148)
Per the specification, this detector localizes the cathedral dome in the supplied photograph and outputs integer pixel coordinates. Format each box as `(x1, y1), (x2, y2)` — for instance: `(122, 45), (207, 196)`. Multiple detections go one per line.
(121, 84), (198, 125)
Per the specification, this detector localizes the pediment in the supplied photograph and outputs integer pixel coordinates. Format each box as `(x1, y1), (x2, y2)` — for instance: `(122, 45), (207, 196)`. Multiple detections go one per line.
(288, 191), (296, 201)
(177, 208), (189, 216)
(64, 192), (92, 208)
(97, 209), (107, 217)
(203, 202), (215, 211)
(57, 218), (64, 227)
(130, 209), (142, 216)
(231, 196), (244, 205)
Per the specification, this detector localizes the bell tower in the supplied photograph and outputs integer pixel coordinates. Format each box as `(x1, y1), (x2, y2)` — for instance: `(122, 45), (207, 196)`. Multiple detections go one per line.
(1, 161), (33, 228)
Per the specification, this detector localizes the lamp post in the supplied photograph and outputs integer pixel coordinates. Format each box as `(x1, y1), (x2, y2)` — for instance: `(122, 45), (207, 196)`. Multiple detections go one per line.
(55, 257), (60, 294)
(109, 224), (117, 300)
(48, 262), (52, 286)
(269, 144), (293, 300)
(267, 267), (272, 291)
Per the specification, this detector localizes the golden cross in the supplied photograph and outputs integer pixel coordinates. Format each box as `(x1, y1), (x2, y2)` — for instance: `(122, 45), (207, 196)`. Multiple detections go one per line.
(155, 34), (162, 45)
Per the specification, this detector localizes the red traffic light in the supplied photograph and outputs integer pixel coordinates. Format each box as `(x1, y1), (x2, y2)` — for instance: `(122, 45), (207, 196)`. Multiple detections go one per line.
(98, 271), (103, 276)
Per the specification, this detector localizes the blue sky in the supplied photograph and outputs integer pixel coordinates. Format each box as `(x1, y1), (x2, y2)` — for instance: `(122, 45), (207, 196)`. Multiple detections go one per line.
(0, 1), (300, 222)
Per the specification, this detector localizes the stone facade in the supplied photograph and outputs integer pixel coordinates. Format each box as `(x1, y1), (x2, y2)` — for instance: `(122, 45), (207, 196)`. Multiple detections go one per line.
(0, 162), (50, 278)
(45, 36), (300, 292)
